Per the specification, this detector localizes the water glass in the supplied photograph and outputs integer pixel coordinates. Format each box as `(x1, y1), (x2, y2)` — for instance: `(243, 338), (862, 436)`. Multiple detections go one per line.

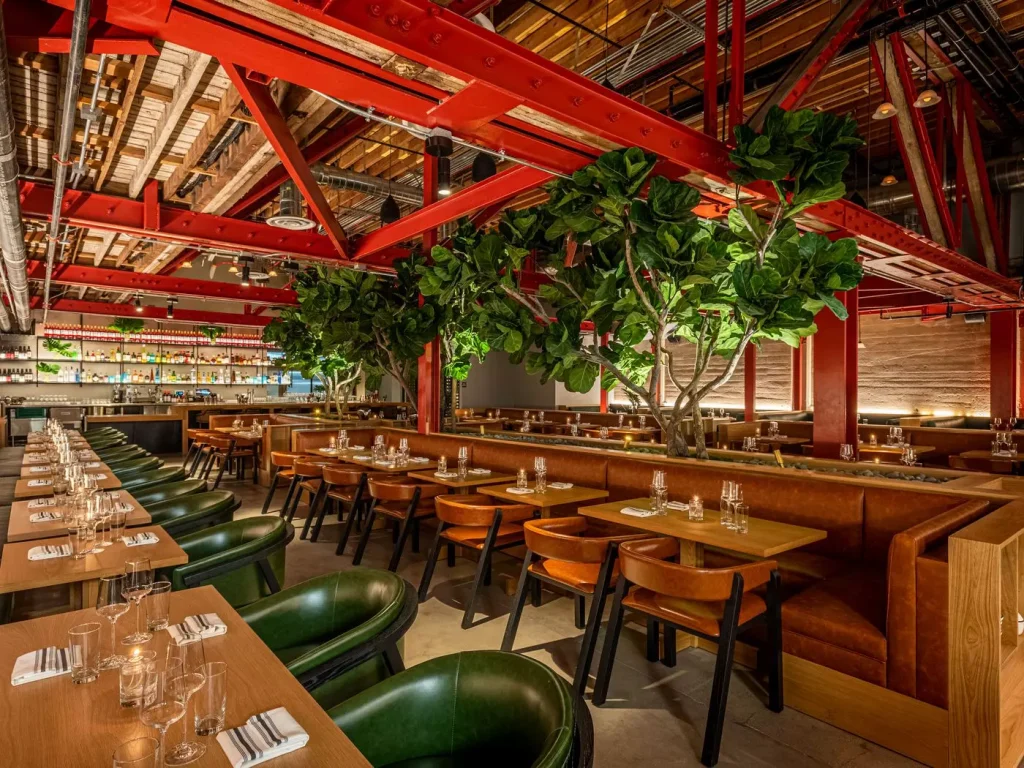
(538, 411), (545, 423)
(68, 622), (102, 684)
(570, 424), (579, 437)
(68, 523), (96, 559)
(123, 557), (154, 645)
(599, 426), (609, 439)
(120, 650), (158, 707)
(840, 444), (855, 462)
(147, 581), (172, 631)
(438, 455), (447, 474)
(109, 509), (128, 541)
(328, 436), (337, 450)
(688, 496), (704, 522)
(733, 503), (749, 534)
(194, 661), (228, 736)
(719, 481), (735, 528)
(639, 415), (646, 428)
(618, 413), (625, 427)
(517, 469), (528, 489)
(112, 736), (160, 768)
(165, 635), (208, 765)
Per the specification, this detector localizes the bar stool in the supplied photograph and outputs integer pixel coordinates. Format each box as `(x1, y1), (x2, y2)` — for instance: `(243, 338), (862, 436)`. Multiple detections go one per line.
(261, 451), (307, 516)
(501, 516), (646, 696)
(352, 478), (446, 572)
(282, 458), (339, 536)
(592, 537), (782, 767)
(418, 494), (535, 629)
(315, 465), (391, 550)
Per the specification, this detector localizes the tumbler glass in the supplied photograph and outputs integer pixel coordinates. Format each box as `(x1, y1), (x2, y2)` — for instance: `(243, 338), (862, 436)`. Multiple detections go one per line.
(194, 661), (228, 736)
(112, 737), (160, 768)
(146, 581), (172, 631)
(68, 622), (102, 684)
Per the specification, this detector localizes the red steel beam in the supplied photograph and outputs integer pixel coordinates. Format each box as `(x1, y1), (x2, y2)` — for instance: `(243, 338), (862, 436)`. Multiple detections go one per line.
(25, 260), (298, 306)
(3, 0), (158, 55)
(18, 180), (349, 264)
(224, 63), (349, 257)
(49, 298), (274, 327)
(991, 310), (1019, 421)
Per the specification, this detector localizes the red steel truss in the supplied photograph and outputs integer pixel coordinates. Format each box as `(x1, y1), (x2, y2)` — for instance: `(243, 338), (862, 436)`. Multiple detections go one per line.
(47, 298), (275, 326)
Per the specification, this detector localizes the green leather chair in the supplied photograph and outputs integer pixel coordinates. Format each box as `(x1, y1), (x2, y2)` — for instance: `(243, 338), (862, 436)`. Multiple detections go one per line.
(132, 479), (208, 507)
(109, 456), (164, 476)
(96, 445), (149, 462)
(119, 467), (187, 493)
(83, 427), (119, 438)
(238, 570), (417, 710)
(87, 436), (127, 451)
(86, 429), (125, 444)
(163, 517), (293, 608)
(329, 651), (592, 768)
(147, 490), (239, 538)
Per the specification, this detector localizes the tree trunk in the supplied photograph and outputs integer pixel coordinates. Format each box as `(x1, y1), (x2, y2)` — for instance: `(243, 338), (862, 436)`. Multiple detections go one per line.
(691, 400), (709, 460)
(663, 419), (690, 458)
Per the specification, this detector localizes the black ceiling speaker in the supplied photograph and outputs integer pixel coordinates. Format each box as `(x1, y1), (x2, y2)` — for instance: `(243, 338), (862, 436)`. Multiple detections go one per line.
(380, 194), (401, 224)
(472, 151), (497, 182)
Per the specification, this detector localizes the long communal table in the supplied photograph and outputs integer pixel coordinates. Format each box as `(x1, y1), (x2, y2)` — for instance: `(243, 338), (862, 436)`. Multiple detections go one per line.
(6, 491), (150, 543)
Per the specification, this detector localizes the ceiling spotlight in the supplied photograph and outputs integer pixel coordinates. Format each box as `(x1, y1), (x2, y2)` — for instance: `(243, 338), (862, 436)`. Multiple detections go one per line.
(134, 295), (143, 313)
(472, 151), (497, 182)
(180, 259), (193, 269)
(872, 101), (897, 120)
(166, 299), (175, 319)
(436, 156), (452, 197)
(880, 173), (899, 187)
(380, 194), (401, 225)
(913, 88), (941, 109)
(241, 264), (251, 287)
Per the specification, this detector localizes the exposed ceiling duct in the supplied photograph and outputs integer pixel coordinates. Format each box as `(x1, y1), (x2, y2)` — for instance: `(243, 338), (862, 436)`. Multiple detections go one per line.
(310, 164), (422, 206)
(266, 180), (317, 230)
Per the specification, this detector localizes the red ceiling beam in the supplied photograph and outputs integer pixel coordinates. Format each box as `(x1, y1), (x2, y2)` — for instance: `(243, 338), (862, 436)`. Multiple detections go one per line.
(442, 0), (503, 16)
(25, 260), (298, 306)
(18, 180), (350, 265)
(223, 63), (349, 257)
(48, 299), (275, 327)
(3, 0), (158, 55)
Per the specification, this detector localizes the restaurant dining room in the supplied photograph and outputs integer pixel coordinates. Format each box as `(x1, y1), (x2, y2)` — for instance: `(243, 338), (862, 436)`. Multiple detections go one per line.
(3, 0), (1024, 766)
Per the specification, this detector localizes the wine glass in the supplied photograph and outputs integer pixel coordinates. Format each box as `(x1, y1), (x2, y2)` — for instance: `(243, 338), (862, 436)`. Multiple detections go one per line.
(164, 635), (208, 765)
(97, 574), (131, 669)
(122, 558), (154, 645)
(139, 659), (187, 765)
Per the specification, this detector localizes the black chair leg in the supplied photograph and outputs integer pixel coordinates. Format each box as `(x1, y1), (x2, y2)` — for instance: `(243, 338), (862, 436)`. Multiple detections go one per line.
(767, 571), (784, 713)
(531, 578), (542, 607)
(701, 587), (743, 767)
(382, 643), (405, 676)
(417, 522), (448, 602)
(212, 447), (233, 490)
(646, 616), (660, 662)
(446, 542), (456, 567)
(662, 626), (677, 668)
(501, 551), (534, 652)
(592, 577), (629, 706)
(351, 505), (377, 566)
(188, 446), (207, 477)
(182, 442), (198, 475)
(260, 471), (280, 515)
(572, 546), (617, 698)
(387, 514), (416, 573)
(461, 512), (502, 630)
(574, 595), (586, 630)
(310, 495), (333, 543)
(301, 484), (327, 540)
(335, 500), (362, 556)
(278, 476), (299, 519)
(411, 518), (420, 554)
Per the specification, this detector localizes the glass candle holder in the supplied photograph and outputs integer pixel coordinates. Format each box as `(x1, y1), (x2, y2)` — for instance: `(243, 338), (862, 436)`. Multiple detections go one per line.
(120, 651), (157, 707)
(688, 496), (704, 522)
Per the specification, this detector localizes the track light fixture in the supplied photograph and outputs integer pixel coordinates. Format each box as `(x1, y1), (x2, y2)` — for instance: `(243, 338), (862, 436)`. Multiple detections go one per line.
(436, 157), (452, 197)
(241, 264), (251, 287)
(134, 295), (143, 313)
(380, 194), (401, 225)
(425, 128), (454, 198)
(166, 299), (175, 319)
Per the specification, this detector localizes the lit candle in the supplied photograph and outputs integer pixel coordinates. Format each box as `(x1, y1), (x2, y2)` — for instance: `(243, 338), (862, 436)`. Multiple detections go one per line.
(119, 648), (156, 708)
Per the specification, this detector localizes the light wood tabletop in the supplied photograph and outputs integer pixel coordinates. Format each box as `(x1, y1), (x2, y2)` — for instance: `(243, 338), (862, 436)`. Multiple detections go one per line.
(0, 585), (372, 768)
(859, 443), (935, 455)
(578, 497), (827, 559)
(22, 449), (100, 465)
(477, 483), (609, 515)
(0, 526), (186, 609)
(407, 469), (519, 492)
(14, 468), (121, 499)
(756, 435), (809, 446)
(7, 491), (151, 543)
(960, 450), (1022, 463)
(20, 459), (109, 479)
(305, 447), (438, 474)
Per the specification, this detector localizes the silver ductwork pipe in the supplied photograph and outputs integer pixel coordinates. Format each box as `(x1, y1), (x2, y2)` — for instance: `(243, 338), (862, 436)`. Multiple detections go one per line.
(310, 164), (423, 206)
(41, 0), (90, 323)
(0, 5), (33, 331)
(277, 180), (304, 218)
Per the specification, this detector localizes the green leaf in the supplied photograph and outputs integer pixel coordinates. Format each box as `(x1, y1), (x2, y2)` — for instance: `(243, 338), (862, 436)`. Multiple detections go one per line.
(818, 291), (848, 320)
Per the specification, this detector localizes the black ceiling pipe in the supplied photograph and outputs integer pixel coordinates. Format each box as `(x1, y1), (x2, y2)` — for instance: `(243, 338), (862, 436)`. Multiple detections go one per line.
(935, 12), (1023, 107)
(960, 1), (1024, 100)
(857, 0), (964, 37)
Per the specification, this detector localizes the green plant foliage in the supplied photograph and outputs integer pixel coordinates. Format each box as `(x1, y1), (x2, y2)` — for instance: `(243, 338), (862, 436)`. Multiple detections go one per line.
(36, 362), (60, 375)
(108, 318), (144, 337)
(43, 338), (77, 359)
(196, 325), (226, 343)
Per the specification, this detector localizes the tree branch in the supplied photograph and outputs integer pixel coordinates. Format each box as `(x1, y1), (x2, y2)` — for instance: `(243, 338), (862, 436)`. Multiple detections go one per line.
(500, 284), (551, 325)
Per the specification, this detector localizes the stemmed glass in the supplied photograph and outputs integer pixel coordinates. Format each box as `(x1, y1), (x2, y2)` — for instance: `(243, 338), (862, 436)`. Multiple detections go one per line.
(164, 635), (208, 765)
(122, 558), (154, 645)
(96, 574), (131, 669)
(139, 659), (187, 766)
(720, 481), (736, 528)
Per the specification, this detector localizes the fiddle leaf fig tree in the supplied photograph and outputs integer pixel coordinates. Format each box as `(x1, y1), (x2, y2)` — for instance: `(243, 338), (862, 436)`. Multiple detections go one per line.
(418, 106), (864, 457)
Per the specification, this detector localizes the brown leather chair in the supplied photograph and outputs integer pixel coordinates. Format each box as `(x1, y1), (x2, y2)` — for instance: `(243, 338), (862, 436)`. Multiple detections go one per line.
(261, 451), (307, 516)
(282, 458), (339, 535)
(418, 494), (535, 629)
(201, 435), (258, 490)
(501, 516), (646, 696)
(318, 466), (392, 552)
(352, 478), (446, 572)
(186, 429), (219, 478)
(592, 537), (782, 767)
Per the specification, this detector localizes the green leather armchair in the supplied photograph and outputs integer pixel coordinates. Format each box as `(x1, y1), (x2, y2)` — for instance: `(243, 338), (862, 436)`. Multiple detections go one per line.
(119, 467), (187, 493)
(147, 490), (239, 538)
(132, 479), (208, 507)
(83, 427), (119, 437)
(163, 517), (293, 608)
(329, 651), (592, 768)
(238, 570), (417, 710)
(87, 436), (127, 451)
(96, 445), (149, 462)
(110, 456), (164, 476)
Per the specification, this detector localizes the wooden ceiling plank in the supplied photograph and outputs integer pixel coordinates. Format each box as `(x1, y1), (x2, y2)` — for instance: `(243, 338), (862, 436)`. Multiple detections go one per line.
(95, 54), (147, 191)
(162, 81), (243, 199)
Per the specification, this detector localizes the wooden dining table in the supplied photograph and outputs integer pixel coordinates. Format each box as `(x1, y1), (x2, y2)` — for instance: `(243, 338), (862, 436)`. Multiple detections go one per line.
(477, 483), (610, 517)
(19, 458), (108, 479)
(308, 446), (438, 474)
(22, 448), (100, 465)
(13, 465), (122, 500)
(859, 443), (935, 463)
(0, 525), (186, 610)
(0, 585), (372, 767)
(407, 469), (519, 494)
(6, 491), (151, 543)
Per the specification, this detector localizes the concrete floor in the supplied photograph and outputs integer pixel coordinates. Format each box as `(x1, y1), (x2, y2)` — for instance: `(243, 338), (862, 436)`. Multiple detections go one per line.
(215, 472), (921, 768)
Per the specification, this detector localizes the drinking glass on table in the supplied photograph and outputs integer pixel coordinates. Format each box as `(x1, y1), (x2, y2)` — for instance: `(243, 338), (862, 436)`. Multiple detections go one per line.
(649, 470), (667, 514)
(97, 574), (131, 670)
(840, 443), (855, 462)
(457, 446), (469, 479)
(52, 475), (69, 518)
(599, 426), (609, 440)
(147, 581), (172, 631)
(733, 502), (749, 534)
(94, 494), (113, 548)
(68, 523), (96, 559)
(112, 736), (160, 768)
(719, 481), (735, 528)
(122, 557), (154, 645)
(140, 659), (187, 766)
(534, 456), (547, 493)
(517, 468), (528, 490)
(164, 635), (209, 765)
(194, 661), (228, 736)
(68, 622), (102, 684)
(437, 455), (448, 474)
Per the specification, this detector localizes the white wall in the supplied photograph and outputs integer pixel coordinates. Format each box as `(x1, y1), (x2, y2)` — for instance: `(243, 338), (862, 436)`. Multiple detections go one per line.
(459, 351), (556, 409)
(555, 380), (600, 409)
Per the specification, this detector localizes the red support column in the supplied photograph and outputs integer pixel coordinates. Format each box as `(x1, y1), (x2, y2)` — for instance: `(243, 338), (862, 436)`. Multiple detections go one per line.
(728, 0), (745, 136)
(703, 0), (718, 137)
(845, 289), (860, 444)
(990, 310), (1019, 423)
(418, 153), (442, 434)
(791, 338), (806, 411)
(744, 344), (756, 422)
(812, 290), (858, 458)
(599, 333), (609, 413)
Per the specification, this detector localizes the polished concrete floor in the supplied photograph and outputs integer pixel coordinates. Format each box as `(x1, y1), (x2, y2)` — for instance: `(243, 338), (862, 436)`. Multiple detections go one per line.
(213, 470), (921, 768)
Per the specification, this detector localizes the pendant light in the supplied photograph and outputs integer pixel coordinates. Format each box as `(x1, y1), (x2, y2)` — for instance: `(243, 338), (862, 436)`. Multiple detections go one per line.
(472, 151), (497, 182)
(241, 264), (251, 287)
(134, 295), (143, 313)
(872, 33), (898, 120)
(180, 259), (193, 269)
(380, 126), (401, 225)
(166, 299), (175, 319)
(880, 173), (899, 186)
(913, 18), (942, 109)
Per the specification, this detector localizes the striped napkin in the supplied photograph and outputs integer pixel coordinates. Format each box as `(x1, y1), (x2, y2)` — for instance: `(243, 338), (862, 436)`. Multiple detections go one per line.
(166, 613), (227, 645)
(28, 497), (57, 509)
(549, 482), (573, 490)
(87, 473), (108, 481)
(216, 708), (308, 768)
(28, 543), (72, 560)
(83, 462), (101, 469)
(115, 502), (134, 513)
(620, 507), (660, 518)
(27, 479), (52, 488)
(29, 511), (62, 523)
(11, 647), (71, 685)
(122, 532), (159, 547)
(504, 487), (533, 495)
(28, 465), (50, 474)
(434, 471), (459, 479)
(467, 468), (491, 475)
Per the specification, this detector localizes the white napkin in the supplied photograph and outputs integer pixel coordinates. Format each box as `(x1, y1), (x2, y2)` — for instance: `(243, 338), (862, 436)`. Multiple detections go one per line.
(29, 511), (62, 523)
(620, 507), (660, 518)
(88, 473), (108, 481)
(28, 498), (57, 509)
(216, 707), (309, 768)
(83, 462), (101, 469)
(317, 448), (338, 455)
(434, 471), (459, 479)
(548, 482), (573, 490)
(122, 532), (159, 547)
(115, 502), (134, 513)
(467, 468), (491, 475)
(353, 455), (373, 461)
(409, 456), (430, 462)
(25, 457), (47, 464)
(350, 445), (365, 451)
(27, 479), (52, 488)
(505, 487), (533, 495)
(166, 613), (227, 645)
(28, 544), (71, 560)
(28, 466), (50, 474)
(666, 501), (688, 511)
(11, 647), (71, 686)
